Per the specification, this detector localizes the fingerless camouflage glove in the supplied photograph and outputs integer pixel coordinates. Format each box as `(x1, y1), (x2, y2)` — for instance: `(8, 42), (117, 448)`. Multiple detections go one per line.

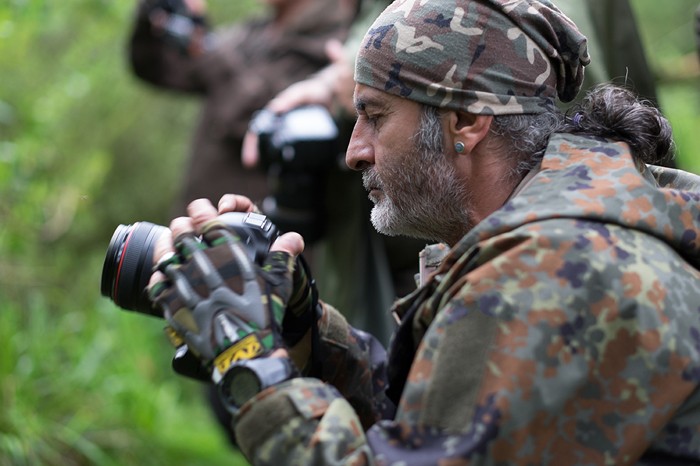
(147, 218), (298, 381)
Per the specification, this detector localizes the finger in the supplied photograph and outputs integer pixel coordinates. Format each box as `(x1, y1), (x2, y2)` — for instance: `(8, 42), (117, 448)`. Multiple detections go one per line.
(267, 80), (330, 114)
(267, 85), (303, 114)
(241, 131), (260, 168)
(187, 198), (219, 230)
(218, 194), (255, 214)
(176, 236), (226, 291)
(148, 269), (167, 288)
(319, 51), (354, 114)
(169, 216), (196, 239)
(184, 0), (206, 14)
(269, 348), (290, 359)
(324, 39), (346, 65)
(152, 228), (175, 267)
(270, 232), (305, 257)
(165, 263), (203, 309)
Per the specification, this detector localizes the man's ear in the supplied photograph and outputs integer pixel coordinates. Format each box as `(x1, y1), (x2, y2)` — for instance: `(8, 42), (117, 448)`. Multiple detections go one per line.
(445, 111), (493, 155)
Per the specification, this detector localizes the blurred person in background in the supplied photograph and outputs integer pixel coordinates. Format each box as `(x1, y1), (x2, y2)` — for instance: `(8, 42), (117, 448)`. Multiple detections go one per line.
(127, 0), (359, 446)
(128, 0), (359, 216)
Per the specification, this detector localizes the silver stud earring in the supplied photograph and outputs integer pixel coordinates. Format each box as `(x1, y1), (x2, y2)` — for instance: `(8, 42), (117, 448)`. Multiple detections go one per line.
(454, 141), (465, 153)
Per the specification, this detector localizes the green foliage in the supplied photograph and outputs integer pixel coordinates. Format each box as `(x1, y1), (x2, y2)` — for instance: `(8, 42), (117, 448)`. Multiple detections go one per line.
(0, 1), (258, 465)
(0, 0), (698, 465)
(632, 0), (700, 172)
(661, 83), (700, 174)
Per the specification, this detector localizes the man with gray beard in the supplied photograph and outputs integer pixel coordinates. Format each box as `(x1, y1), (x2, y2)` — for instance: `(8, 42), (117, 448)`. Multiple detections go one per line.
(363, 107), (471, 243)
(146, 1), (700, 464)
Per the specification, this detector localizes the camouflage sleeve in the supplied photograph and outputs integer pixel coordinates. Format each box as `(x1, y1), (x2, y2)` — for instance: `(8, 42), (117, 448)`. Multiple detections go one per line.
(363, 219), (700, 464)
(233, 303), (394, 465)
(234, 378), (374, 465)
(309, 302), (396, 428)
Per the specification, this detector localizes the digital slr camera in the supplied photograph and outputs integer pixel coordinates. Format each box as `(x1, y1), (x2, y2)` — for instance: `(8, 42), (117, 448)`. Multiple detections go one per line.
(149, 0), (209, 55)
(100, 212), (278, 317)
(250, 105), (344, 244)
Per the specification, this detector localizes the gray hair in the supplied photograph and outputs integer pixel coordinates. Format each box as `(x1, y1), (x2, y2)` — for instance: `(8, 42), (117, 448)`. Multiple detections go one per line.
(415, 105), (561, 184)
(417, 84), (675, 180)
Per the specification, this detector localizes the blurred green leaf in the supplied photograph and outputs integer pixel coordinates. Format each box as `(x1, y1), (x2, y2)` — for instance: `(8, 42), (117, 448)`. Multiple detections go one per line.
(1, 1), (257, 465)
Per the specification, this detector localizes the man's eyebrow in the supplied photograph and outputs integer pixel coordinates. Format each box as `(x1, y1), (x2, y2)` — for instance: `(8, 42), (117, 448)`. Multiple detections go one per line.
(354, 96), (383, 113)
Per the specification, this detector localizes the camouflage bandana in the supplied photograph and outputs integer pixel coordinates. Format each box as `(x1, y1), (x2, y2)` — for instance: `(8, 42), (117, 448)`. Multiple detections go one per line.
(354, 0), (590, 115)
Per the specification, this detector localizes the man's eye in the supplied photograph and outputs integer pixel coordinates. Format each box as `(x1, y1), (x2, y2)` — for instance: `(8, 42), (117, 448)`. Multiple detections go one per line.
(366, 114), (380, 126)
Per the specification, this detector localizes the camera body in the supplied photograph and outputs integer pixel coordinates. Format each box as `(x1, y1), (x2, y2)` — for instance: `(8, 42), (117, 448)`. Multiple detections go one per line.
(251, 105), (343, 243)
(101, 212), (278, 317)
(148, 0), (209, 55)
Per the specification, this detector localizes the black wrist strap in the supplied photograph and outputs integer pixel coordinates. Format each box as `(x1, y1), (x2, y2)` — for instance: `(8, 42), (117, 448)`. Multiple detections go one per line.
(308, 300), (322, 378)
(279, 254), (322, 377)
(281, 254), (317, 346)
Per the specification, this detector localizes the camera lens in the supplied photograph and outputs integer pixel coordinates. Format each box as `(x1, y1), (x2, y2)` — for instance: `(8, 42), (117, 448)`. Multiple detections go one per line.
(101, 222), (168, 317)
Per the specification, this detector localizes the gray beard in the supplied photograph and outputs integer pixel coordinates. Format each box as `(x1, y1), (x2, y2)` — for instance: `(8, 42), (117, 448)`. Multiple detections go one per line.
(362, 146), (472, 244)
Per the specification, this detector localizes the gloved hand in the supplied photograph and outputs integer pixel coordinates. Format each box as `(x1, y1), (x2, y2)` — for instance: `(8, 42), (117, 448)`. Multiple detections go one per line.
(280, 253), (317, 347)
(147, 217), (297, 382)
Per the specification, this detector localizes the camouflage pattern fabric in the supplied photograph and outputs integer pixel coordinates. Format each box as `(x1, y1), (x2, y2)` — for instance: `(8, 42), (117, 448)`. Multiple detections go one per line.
(232, 133), (700, 465)
(354, 0), (590, 115)
(233, 303), (395, 460)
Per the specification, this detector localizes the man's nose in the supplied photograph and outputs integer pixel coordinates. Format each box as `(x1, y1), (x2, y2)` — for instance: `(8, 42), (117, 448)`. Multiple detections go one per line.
(345, 122), (373, 171)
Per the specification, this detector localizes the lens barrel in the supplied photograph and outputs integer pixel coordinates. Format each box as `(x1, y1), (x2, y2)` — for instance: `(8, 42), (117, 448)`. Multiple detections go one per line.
(101, 212), (278, 317)
(101, 222), (168, 317)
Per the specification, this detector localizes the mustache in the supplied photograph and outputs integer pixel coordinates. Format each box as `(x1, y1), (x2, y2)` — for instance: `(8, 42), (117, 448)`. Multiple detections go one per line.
(362, 168), (382, 191)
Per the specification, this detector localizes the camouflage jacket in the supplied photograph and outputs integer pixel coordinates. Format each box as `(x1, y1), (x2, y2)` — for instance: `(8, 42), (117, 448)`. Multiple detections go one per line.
(233, 133), (700, 465)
